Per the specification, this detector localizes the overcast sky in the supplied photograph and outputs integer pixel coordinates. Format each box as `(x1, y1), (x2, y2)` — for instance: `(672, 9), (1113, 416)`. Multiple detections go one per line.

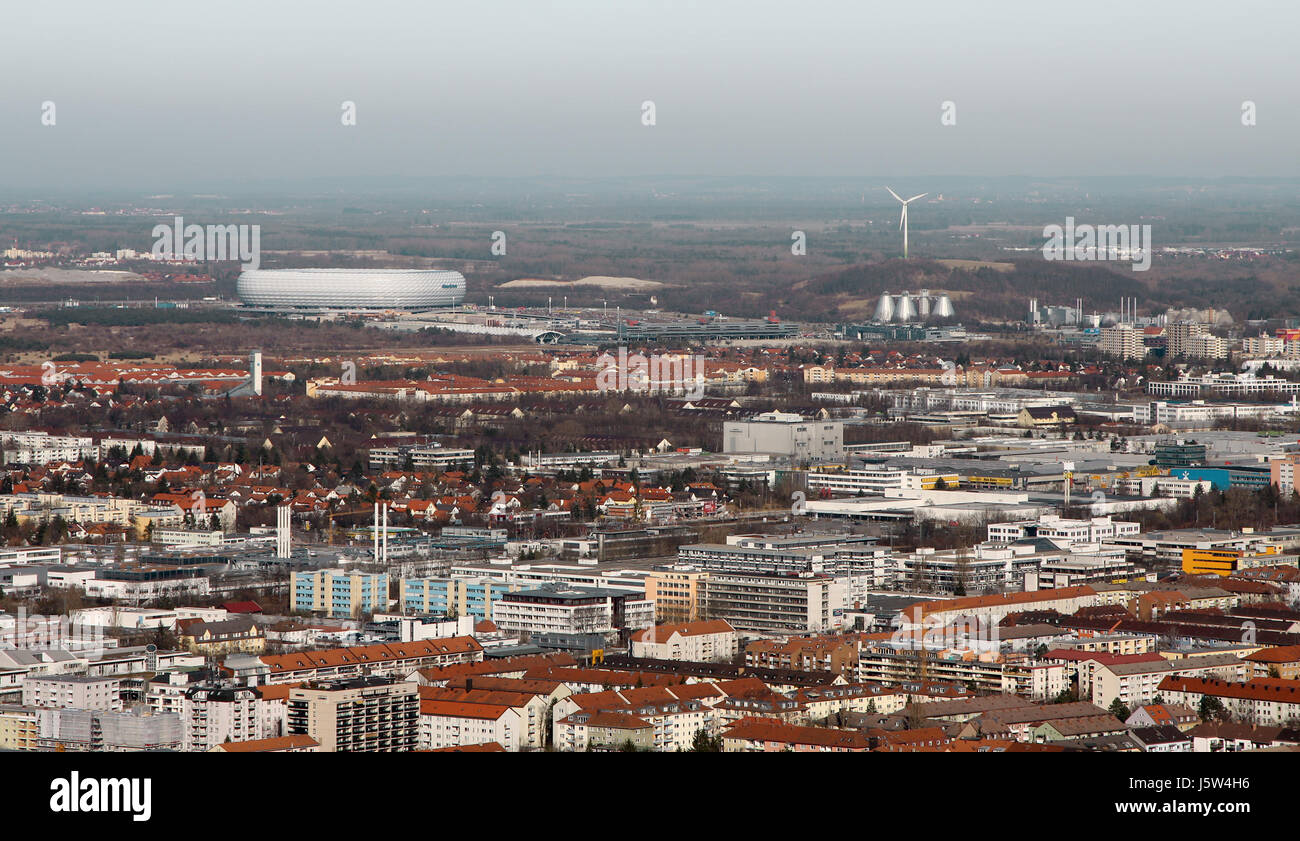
(3, 0), (1297, 192)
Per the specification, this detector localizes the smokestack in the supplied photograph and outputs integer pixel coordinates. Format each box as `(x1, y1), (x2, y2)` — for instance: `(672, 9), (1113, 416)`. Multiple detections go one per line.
(374, 502), (380, 562)
(382, 503), (389, 563)
(250, 350), (263, 396)
(276, 504), (290, 559)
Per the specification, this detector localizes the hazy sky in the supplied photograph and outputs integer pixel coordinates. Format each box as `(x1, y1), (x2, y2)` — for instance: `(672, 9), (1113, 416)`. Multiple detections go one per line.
(3, 0), (1297, 192)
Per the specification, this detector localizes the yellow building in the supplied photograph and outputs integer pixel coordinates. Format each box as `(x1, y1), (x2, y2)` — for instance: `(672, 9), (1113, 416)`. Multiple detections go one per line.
(0, 706), (38, 751)
(644, 568), (709, 623)
(801, 366), (836, 385)
(963, 473), (1015, 489)
(178, 617), (267, 656)
(913, 473), (961, 490)
(1244, 645), (1300, 680)
(133, 508), (187, 540)
(1016, 405), (1078, 429)
(1182, 545), (1279, 576)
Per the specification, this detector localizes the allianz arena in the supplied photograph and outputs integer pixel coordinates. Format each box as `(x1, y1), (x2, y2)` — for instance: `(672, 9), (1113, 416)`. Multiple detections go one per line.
(236, 268), (465, 311)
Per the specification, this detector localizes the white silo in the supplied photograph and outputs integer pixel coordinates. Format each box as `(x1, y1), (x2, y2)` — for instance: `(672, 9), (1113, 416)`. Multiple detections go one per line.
(917, 289), (932, 319)
(874, 292), (894, 323)
(895, 292), (916, 322)
(933, 293), (955, 318)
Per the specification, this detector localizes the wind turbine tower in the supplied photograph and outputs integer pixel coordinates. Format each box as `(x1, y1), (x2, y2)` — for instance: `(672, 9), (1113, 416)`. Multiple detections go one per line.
(885, 187), (928, 258)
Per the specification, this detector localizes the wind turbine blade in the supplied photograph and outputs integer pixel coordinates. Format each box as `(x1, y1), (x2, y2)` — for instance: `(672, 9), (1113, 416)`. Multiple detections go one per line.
(899, 206), (907, 230)
(885, 187), (903, 203)
(906, 193), (928, 203)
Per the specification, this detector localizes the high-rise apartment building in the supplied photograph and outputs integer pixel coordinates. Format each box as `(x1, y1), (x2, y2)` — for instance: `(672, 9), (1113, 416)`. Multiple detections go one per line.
(287, 677), (419, 752)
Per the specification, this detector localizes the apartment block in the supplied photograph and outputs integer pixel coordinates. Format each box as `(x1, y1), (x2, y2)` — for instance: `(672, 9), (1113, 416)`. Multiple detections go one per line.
(642, 567), (709, 623)
(419, 700), (523, 751)
(21, 675), (121, 711)
(177, 683), (285, 752)
(1092, 654), (1248, 710)
(746, 635), (860, 677)
(1158, 676), (1300, 726)
(491, 584), (655, 640)
(630, 620), (739, 662)
(287, 677), (419, 752)
(1099, 324), (1144, 360)
(401, 576), (513, 619)
(1243, 645), (1300, 680)
(1270, 453), (1300, 495)
(293, 568), (388, 618)
(703, 571), (851, 635)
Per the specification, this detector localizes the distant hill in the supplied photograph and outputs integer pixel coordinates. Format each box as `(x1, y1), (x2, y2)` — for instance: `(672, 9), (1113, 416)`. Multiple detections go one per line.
(790, 256), (1299, 324)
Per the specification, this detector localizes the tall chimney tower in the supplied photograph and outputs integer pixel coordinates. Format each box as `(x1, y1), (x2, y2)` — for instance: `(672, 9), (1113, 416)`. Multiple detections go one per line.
(276, 504), (290, 559)
(250, 350), (263, 396)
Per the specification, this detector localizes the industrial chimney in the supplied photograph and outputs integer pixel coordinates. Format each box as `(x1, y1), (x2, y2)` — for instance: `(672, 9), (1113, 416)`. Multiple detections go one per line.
(249, 350), (263, 396)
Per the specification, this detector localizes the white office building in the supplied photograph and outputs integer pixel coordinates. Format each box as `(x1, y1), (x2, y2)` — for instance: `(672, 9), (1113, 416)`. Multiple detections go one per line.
(987, 515), (1141, 546)
(723, 412), (844, 463)
(491, 584), (654, 639)
(21, 675), (121, 711)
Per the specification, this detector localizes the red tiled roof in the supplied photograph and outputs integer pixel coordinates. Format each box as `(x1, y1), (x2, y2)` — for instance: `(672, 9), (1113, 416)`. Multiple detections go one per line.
(419, 700), (515, 720)
(212, 734), (317, 752)
(1244, 645), (1300, 664)
(910, 586), (1098, 617)
(630, 619), (735, 642)
(1159, 676), (1300, 703)
(260, 637), (483, 675)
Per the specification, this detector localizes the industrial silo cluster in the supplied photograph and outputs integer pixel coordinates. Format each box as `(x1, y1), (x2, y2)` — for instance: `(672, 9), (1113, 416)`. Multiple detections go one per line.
(872, 289), (955, 323)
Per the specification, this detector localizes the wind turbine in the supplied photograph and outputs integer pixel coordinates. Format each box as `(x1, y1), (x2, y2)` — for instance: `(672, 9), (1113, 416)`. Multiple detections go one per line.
(885, 187), (928, 258)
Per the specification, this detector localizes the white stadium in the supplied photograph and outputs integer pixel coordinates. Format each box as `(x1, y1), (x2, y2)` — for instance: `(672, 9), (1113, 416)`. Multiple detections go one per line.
(236, 268), (465, 311)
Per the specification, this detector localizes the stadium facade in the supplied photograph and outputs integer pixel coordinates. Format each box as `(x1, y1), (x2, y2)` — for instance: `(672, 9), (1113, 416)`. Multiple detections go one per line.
(236, 268), (465, 311)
